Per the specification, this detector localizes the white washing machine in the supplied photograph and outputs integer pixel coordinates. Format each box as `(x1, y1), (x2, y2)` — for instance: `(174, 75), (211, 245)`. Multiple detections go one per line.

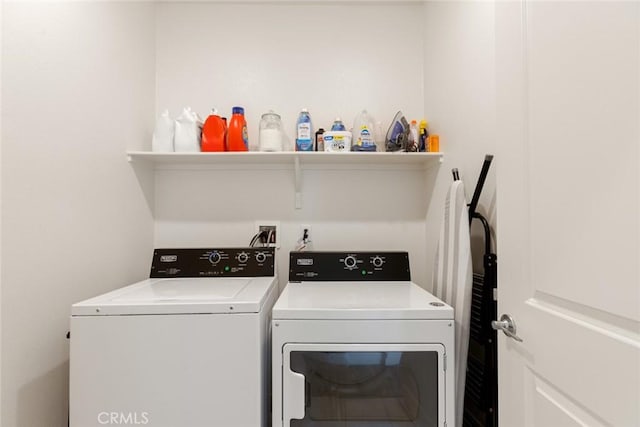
(272, 251), (455, 427)
(70, 248), (277, 427)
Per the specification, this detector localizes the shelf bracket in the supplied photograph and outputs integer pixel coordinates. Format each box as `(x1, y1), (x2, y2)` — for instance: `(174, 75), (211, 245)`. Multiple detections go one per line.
(294, 156), (302, 209)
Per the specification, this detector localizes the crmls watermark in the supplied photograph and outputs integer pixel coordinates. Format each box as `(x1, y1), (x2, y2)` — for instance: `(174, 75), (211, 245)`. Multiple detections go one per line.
(97, 412), (149, 425)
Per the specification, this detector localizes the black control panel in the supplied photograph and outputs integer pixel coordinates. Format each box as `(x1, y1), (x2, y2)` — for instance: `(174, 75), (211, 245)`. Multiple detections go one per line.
(289, 251), (411, 282)
(150, 248), (275, 278)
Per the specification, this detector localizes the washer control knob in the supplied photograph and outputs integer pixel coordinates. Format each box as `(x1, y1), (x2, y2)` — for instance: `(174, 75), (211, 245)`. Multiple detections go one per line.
(255, 252), (267, 263)
(208, 251), (221, 265)
(344, 255), (357, 269)
(237, 252), (249, 264)
(372, 256), (384, 268)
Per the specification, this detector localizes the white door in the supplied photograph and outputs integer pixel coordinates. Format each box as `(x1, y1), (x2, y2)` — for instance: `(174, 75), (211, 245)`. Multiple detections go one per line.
(495, 1), (640, 426)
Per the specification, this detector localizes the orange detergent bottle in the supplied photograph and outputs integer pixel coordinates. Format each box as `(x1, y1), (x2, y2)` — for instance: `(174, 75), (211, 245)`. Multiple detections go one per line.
(428, 134), (440, 152)
(226, 106), (248, 151)
(201, 109), (226, 152)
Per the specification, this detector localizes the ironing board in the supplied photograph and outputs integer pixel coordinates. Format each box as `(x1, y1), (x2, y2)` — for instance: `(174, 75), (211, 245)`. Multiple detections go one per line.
(433, 180), (473, 427)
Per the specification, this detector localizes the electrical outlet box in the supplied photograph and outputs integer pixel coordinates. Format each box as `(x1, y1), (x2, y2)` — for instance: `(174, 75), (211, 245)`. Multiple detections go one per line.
(255, 221), (280, 248)
(300, 224), (312, 242)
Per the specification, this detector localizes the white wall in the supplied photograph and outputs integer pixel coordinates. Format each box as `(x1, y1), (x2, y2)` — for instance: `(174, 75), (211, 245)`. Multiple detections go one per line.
(423, 1), (496, 281)
(0, 1), (499, 424)
(153, 2), (435, 288)
(153, 164), (435, 289)
(155, 2), (425, 148)
(0, 0), (3, 418)
(1, 3), (155, 426)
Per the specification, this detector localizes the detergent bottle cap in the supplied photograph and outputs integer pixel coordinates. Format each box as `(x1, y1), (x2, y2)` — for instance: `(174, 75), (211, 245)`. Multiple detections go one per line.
(232, 106), (245, 115)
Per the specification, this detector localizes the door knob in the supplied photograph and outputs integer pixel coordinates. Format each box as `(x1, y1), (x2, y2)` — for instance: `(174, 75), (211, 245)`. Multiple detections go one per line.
(492, 314), (523, 342)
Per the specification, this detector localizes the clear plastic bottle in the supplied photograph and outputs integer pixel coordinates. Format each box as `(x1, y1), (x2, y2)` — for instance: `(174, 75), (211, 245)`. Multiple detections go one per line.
(352, 110), (377, 152)
(295, 108), (313, 151)
(331, 117), (346, 131)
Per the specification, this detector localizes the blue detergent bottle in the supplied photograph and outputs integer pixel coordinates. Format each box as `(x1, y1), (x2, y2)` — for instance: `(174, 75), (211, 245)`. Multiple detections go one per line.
(331, 117), (346, 131)
(295, 108), (313, 151)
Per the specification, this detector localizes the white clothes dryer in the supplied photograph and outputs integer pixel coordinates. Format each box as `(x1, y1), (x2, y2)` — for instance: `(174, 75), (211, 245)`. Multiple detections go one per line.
(70, 248), (277, 427)
(272, 252), (455, 427)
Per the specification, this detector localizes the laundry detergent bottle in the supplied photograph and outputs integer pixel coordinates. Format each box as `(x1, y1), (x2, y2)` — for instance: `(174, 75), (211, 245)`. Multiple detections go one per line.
(201, 109), (226, 152)
(295, 108), (313, 151)
(352, 110), (377, 152)
(226, 106), (248, 151)
(331, 117), (346, 131)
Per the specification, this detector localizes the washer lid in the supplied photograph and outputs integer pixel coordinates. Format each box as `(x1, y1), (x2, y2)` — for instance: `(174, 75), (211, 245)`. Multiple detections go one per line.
(71, 276), (277, 316)
(272, 281), (453, 320)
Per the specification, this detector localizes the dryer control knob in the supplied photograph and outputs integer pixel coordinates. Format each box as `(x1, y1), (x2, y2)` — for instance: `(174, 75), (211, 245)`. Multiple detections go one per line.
(237, 252), (249, 264)
(344, 255), (357, 269)
(209, 251), (221, 265)
(255, 252), (267, 263)
(372, 256), (384, 268)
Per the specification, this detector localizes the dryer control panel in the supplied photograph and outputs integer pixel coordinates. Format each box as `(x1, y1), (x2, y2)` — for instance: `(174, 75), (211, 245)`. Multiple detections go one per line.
(289, 251), (410, 282)
(150, 248), (275, 278)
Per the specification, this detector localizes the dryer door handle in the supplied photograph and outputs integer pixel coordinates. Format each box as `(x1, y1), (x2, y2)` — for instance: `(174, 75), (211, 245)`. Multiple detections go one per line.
(283, 370), (306, 422)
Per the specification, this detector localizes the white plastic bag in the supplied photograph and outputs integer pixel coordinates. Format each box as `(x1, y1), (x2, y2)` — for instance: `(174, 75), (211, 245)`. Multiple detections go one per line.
(151, 109), (175, 152)
(174, 107), (203, 152)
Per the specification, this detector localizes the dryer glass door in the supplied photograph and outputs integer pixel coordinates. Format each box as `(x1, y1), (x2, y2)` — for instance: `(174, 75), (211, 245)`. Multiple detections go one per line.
(282, 343), (445, 427)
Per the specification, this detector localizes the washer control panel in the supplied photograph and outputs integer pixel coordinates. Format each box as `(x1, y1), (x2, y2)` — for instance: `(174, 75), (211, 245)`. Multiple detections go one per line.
(289, 251), (410, 282)
(150, 248), (275, 278)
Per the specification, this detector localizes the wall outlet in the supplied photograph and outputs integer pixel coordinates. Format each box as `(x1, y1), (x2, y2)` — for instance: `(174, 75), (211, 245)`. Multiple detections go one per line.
(300, 224), (312, 243)
(254, 221), (280, 248)
(296, 224), (313, 251)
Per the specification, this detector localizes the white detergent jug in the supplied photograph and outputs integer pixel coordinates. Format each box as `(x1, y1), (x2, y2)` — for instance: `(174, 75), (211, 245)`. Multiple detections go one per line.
(174, 107), (202, 152)
(152, 109), (175, 152)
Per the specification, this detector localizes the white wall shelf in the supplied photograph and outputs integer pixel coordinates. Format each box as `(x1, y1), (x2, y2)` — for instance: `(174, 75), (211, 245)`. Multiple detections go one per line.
(126, 151), (443, 168)
(127, 151), (443, 209)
